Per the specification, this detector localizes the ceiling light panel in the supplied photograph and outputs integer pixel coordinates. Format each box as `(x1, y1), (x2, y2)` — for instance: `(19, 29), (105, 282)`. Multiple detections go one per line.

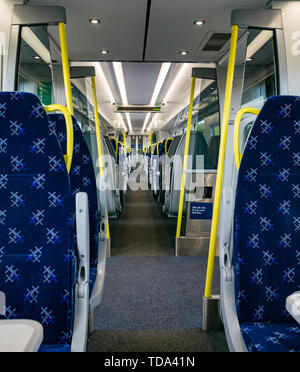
(142, 63), (171, 132)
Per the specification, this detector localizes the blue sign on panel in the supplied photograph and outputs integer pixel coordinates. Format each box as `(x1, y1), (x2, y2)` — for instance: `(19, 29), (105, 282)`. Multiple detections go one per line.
(190, 202), (213, 220)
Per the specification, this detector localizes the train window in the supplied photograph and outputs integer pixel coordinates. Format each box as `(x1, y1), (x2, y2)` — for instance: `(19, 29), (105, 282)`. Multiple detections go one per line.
(71, 79), (94, 132)
(241, 29), (278, 151)
(242, 29), (278, 108)
(196, 80), (220, 169)
(17, 26), (53, 105)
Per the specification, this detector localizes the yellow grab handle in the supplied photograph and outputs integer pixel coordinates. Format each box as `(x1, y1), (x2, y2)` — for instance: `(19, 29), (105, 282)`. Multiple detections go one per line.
(45, 104), (74, 173)
(148, 131), (153, 146)
(165, 138), (173, 155)
(233, 107), (260, 170)
(106, 214), (110, 239)
(123, 131), (127, 147)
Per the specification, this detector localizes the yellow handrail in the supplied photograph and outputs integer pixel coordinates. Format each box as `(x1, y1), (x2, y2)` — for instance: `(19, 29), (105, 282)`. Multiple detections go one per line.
(45, 104), (74, 173)
(233, 107), (260, 170)
(157, 141), (163, 155)
(151, 143), (157, 155)
(165, 138), (173, 155)
(148, 131), (153, 146)
(109, 137), (118, 156)
(58, 22), (74, 116)
(176, 76), (196, 238)
(106, 214), (110, 239)
(204, 25), (239, 299)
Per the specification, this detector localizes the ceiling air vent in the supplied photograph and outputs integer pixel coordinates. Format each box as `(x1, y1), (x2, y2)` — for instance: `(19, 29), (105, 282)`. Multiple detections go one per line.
(202, 33), (231, 52)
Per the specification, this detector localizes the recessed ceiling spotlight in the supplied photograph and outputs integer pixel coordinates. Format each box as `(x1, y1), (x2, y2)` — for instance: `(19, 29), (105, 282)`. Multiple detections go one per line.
(180, 50), (189, 56)
(194, 20), (205, 26)
(34, 55), (41, 60)
(246, 58), (252, 62)
(89, 18), (101, 24)
(101, 50), (109, 55)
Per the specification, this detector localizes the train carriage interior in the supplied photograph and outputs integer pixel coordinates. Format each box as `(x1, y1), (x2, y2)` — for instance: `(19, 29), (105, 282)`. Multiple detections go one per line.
(0, 0), (299, 354)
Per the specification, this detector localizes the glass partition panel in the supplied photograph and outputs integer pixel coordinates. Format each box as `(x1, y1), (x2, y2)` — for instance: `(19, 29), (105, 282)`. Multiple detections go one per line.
(242, 29), (277, 109)
(241, 29), (278, 148)
(195, 79), (220, 170)
(18, 26), (53, 105)
(71, 78), (94, 132)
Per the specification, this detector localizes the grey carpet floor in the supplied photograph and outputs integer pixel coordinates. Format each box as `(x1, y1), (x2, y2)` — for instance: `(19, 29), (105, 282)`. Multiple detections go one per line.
(110, 190), (177, 256)
(89, 184), (228, 352)
(88, 329), (228, 352)
(93, 256), (221, 331)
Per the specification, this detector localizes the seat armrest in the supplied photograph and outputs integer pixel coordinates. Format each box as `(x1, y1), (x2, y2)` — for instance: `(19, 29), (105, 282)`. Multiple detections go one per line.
(0, 320), (43, 352)
(76, 192), (90, 298)
(0, 291), (5, 315)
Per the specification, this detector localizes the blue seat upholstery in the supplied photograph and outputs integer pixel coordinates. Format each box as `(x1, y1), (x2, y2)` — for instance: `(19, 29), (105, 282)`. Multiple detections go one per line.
(159, 141), (165, 156)
(234, 96), (300, 352)
(48, 114), (99, 294)
(0, 92), (75, 351)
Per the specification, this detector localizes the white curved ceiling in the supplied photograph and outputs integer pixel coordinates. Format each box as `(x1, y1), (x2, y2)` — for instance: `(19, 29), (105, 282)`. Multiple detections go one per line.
(28, 0), (269, 132)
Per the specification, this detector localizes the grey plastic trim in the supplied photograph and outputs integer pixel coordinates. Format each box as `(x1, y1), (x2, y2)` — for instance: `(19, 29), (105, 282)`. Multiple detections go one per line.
(275, 28), (288, 95)
(0, 291), (5, 316)
(12, 5), (66, 26)
(71, 192), (90, 352)
(231, 9), (283, 29)
(192, 67), (217, 80)
(5, 25), (21, 91)
(70, 66), (96, 79)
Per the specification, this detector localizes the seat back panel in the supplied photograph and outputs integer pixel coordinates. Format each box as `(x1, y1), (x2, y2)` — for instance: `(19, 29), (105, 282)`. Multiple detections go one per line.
(48, 114), (99, 271)
(0, 92), (75, 347)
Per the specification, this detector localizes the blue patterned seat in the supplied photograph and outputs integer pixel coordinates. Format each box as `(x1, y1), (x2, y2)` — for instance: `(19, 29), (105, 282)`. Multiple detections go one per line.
(234, 96), (300, 352)
(0, 92), (75, 352)
(47, 114), (99, 295)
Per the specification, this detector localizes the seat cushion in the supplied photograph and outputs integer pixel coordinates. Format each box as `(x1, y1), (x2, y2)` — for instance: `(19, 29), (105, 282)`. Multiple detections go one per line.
(241, 323), (300, 352)
(39, 344), (71, 353)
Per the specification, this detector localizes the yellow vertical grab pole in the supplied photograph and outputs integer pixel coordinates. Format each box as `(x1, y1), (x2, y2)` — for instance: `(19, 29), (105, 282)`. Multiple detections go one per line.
(204, 25), (239, 299)
(148, 131), (153, 146)
(176, 77), (196, 238)
(123, 131), (127, 147)
(106, 214), (110, 239)
(58, 22), (74, 116)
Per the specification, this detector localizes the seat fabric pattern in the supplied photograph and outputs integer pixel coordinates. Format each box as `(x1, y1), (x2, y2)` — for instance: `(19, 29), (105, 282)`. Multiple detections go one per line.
(240, 323), (300, 352)
(0, 92), (75, 349)
(48, 114), (99, 293)
(234, 96), (300, 352)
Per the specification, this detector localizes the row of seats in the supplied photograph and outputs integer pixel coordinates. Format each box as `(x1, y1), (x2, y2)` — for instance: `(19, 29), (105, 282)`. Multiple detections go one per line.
(0, 92), (104, 352)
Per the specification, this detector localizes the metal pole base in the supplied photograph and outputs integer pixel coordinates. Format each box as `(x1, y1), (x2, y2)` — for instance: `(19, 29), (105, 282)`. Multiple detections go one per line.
(202, 295), (223, 331)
